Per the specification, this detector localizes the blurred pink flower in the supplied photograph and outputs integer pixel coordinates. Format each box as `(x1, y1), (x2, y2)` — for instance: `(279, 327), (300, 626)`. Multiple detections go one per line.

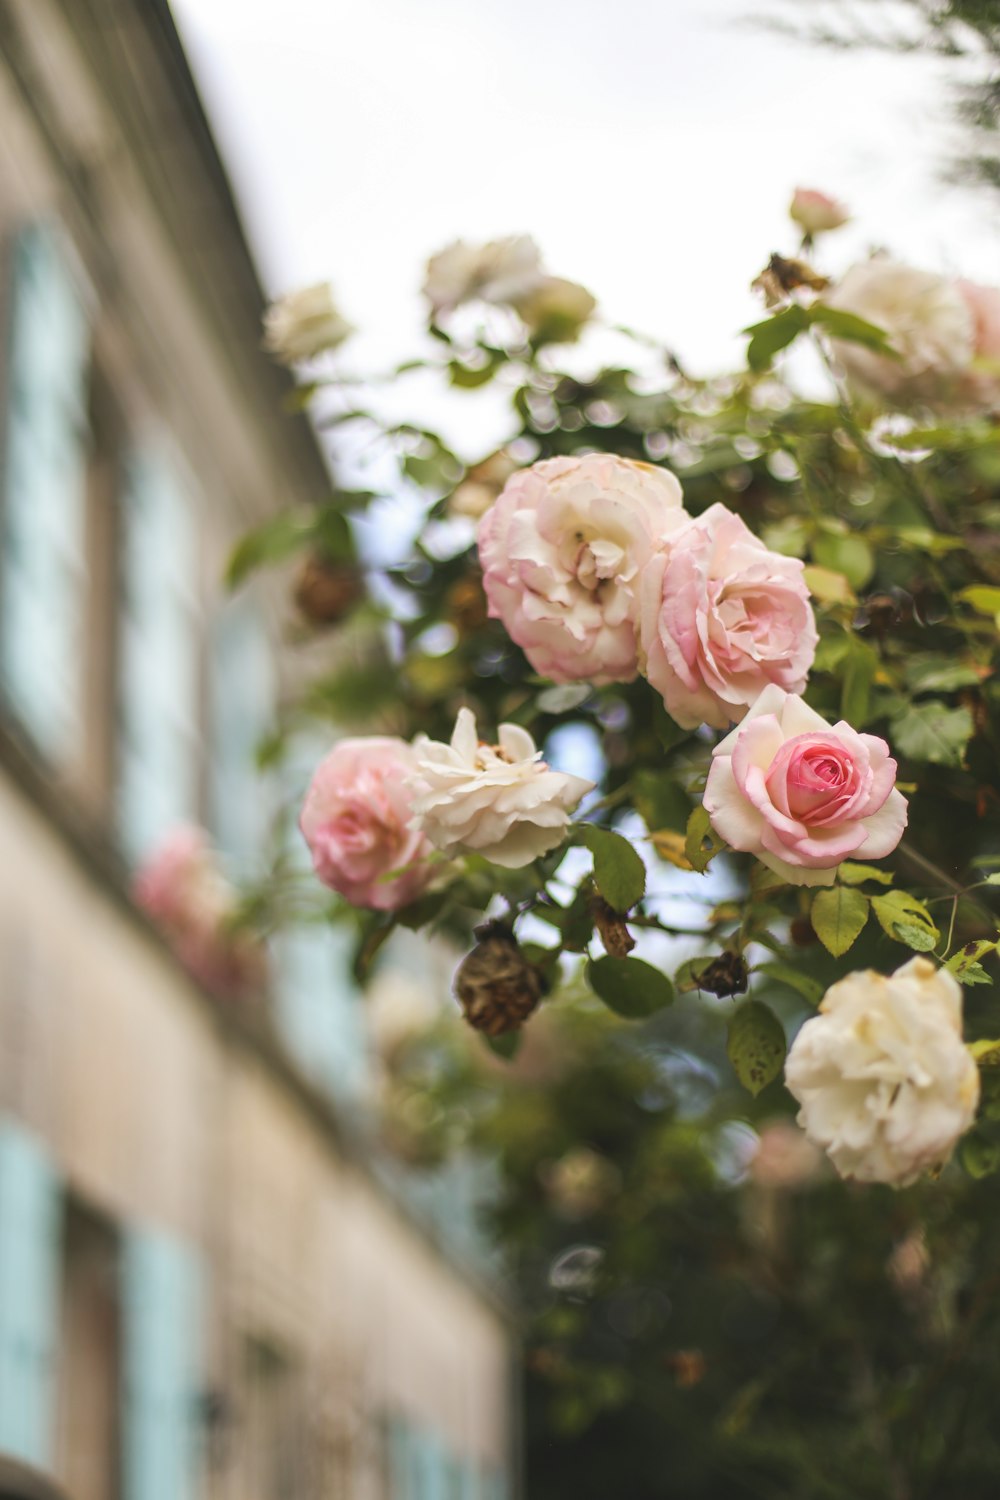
(300, 736), (435, 910)
(789, 187), (849, 236)
(133, 826), (263, 998)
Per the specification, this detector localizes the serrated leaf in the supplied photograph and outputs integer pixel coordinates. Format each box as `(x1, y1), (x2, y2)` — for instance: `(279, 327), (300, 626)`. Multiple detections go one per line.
(810, 887), (870, 957)
(685, 805), (725, 873)
(838, 862), (895, 887)
(946, 939), (996, 982)
(226, 510), (316, 589)
(755, 962), (824, 1007)
(727, 1001), (786, 1097)
(969, 1038), (1000, 1067)
(891, 702), (973, 768)
(579, 826), (646, 913)
(871, 890), (940, 950)
(587, 955), (674, 1018)
(903, 654), (984, 695)
(802, 566), (855, 605)
(744, 304), (811, 371)
(960, 585), (1000, 618)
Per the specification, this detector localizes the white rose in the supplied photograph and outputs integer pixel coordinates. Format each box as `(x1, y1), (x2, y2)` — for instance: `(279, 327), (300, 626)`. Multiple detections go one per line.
(262, 282), (353, 365)
(785, 956), (980, 1187)
(422, 235), (544, 315)
(513, 276), (597, 342)
(824, 260), (974, 405)
(409, 707), (594, 868)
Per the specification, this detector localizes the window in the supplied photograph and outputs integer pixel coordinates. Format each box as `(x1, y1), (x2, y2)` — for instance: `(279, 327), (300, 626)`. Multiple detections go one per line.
(116, 447), (200, 864)
(0, 1117), (62, 1467)
(209, 594), (274, 864)
(238, 1338), (320, 1500)
(55, 1203), (121, 1500)
(0, 223), (90, 757)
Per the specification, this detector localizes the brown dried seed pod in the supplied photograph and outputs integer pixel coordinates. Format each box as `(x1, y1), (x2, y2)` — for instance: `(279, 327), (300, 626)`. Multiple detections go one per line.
(691, 951), (748, 998)
(293, 552), (365, 627)
(454, 923), (548, 1036)
(590, 895), (635, 958)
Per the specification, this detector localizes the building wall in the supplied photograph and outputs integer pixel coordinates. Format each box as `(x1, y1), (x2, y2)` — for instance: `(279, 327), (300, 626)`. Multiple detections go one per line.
(0, 0), (514, 1494)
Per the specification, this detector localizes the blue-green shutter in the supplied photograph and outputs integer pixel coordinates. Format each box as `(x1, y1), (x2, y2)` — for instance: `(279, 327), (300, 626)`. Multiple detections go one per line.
(276, 922), (367, 1099)
(209, 597), (274, 862)
(459, 1459), (482, 1500)
(122, 1229), (202, 1500)
(388, 1415), (415, 1500)
(117, 449), (198, 863)
(0, 1118), (62, 1465)
(1, 223), (89, 752)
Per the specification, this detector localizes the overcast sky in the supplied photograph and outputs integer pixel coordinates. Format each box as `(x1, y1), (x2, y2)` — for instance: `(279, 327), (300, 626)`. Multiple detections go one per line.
(170, 0), (996, 375)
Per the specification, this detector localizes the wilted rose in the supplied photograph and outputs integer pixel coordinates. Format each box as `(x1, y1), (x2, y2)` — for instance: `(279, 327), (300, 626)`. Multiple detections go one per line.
(262, 282), (353, 364)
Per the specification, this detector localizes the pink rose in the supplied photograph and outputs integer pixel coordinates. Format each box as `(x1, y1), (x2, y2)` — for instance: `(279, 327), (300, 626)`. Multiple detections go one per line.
(478, 453), (689, 684)
(789, 188), (849, 236)
(300, 737), (435, 910)
(133, 826), (264, 998)
(638, 503), (817, 730)
(703, 685), (908, 886)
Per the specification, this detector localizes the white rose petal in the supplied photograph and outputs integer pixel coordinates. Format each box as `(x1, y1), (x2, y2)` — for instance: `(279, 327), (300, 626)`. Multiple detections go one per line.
(262, 282), (353, 365)
(785, 956), (980, 1187)
(423, 235), (544, 315)
(409, 708), (594, 868)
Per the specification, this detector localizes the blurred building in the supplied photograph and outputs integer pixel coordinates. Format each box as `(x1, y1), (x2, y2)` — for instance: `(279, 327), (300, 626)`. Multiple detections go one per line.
(0, 1), (515, 1496)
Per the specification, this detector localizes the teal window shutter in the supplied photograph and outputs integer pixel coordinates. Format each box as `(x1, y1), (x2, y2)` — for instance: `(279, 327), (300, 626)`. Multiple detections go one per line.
(122, 1228), (202, 1500)
(117, 449), (199, 864)
(209, 596), (274, 863)
(1, 223), (89, 754)
(0, 1118), (62, 1465)
(388, 1414), (415, 1500)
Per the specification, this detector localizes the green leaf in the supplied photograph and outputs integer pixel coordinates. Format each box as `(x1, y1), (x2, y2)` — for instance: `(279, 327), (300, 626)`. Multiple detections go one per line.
(587, 955), (674, 1018)
(810, 304), (896, 355)
(960, 1131), (1000, 1179)
(755, 962), (824, 1007)
(946, 939), (997, 984)
(810, 887), (870, 957)
(744, 304), (810, 371)
(960, 585), (1000, 619)
(579, 826), (646, 913)
(838, 862), (895, 887)
(871, 890), (940, 950)
(903, 654), (983, 695)
(838, 638), (879, 725)
(685, 805), (725, 873)
(891, 702), (974, 768)
(812, 533), (876, 592)
(484, 1031), (522, 1061)
(727, 1001), (787, 1097)
(226, 510), (316, 589)
(969, 1038), (1000, 1067)
(675, 956), (720, 994)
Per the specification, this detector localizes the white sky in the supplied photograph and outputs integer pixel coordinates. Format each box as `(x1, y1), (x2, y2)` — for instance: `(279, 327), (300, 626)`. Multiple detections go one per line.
(170, 0), (997, 386)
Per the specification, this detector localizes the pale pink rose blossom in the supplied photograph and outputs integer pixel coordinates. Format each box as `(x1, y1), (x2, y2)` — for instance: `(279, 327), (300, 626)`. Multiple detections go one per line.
(638, 503), (817, 730)
(789, 188), (849, 236)
(409, 707), (594, 868)
(300, 737), (435, 911)
(824, 260), (975, 406)
(703, 684), (908, 886)
(478, 453), (689, 684)
(133, 826), (263, 998)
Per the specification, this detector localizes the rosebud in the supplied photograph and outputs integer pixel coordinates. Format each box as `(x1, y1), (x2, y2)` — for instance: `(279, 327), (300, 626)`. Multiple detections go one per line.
(293, 552), (365, 627)
(790, 188), (849, 237)
(454, 923), (548, 1035)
